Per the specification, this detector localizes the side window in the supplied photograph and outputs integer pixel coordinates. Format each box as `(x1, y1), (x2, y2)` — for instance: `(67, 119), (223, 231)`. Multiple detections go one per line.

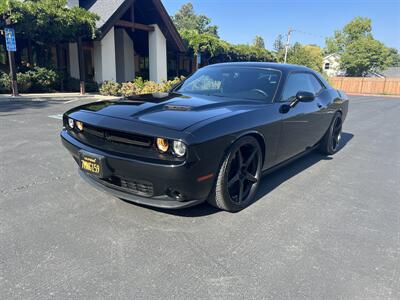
(308, 74), (325, 95)
(281, 73), (315, 102)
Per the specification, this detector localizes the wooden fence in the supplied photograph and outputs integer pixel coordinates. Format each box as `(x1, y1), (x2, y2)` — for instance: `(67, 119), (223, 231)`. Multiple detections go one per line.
(329, 77), (400, 95)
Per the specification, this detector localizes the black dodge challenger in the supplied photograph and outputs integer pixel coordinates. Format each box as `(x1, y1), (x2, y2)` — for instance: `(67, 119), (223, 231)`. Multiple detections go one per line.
(61, 63), (348, 212)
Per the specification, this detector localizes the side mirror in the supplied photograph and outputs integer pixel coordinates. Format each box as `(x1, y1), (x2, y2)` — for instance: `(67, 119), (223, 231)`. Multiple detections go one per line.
(296, 91), (315, 102)
(289, 91), (315, 108)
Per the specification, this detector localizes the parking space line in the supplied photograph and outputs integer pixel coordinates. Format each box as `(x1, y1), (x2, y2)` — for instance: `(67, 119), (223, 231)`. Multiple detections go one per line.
(64, 99), (82, 104)
(48, 114), (63, 120)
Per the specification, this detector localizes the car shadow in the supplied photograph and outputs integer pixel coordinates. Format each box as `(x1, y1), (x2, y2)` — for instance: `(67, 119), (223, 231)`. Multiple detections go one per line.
(126, 132), (354, 217)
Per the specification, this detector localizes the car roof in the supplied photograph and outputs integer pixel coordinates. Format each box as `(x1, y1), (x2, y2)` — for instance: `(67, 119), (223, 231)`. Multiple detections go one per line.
(204, 62), (313, 73)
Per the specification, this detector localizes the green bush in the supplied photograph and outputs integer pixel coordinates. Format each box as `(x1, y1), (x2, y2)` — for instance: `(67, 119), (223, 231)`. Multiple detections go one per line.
(27, 67), (60, 92)
(0, 72), (32, 93)
(0, 73), (11, 93)
(100, 77), (185, 97)
(16, 72), (33, 93)
(99, 80), (121, 96)
(120, 82), (137, 97)
(0, 67), (59, 93)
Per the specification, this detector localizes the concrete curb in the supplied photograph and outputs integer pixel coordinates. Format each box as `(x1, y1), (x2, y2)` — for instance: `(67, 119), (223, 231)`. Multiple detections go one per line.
(0, 93), (120, 102)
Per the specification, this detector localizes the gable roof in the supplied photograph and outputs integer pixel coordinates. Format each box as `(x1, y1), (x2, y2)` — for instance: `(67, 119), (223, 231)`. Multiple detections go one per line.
(81, 0), (129, 29)
(81, 0), (185, 52)
(323, 53), (340, 60)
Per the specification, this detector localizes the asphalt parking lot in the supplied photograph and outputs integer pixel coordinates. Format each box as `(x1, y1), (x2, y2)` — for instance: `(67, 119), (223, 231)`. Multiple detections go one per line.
(0, 95), (399, 299)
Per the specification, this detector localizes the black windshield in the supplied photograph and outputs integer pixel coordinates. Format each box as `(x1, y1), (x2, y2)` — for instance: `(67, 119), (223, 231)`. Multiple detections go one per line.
(177, 66), (281, 102)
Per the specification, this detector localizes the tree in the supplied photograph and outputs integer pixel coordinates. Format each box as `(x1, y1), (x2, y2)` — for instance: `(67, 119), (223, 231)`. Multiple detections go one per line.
(174, 3), (274, 67)
(285, 43), (323, 72)
(1, 0), (98, 55)
(171, 3), (218, 36)
(0, 0), (98, 92)
(253, 35), (265, 49)
(325, 17), (373, 55)
(179, 29), (223, 70)
(324, 16), (391, 76)
(388, 48), (400, 67)
(273, 34), (285, 52)
(341, 37), (391, 76)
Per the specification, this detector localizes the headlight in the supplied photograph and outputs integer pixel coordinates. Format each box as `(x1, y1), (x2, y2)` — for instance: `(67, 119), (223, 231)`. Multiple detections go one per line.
(76, 121), (84, 132)
(68, 118), (74, 129)
(156, 138), (169, 153)
(172, 140), (187, 157)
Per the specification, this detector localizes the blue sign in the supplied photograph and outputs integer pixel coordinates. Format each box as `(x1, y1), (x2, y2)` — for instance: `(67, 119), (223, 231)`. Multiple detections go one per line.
(5, 28), (17, 52)
(197, 52), (201, 65)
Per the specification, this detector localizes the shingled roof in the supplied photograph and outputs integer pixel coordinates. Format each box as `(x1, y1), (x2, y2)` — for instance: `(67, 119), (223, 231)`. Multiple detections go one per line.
(81, 0), (130, 29)
(80, 0), (185, 52)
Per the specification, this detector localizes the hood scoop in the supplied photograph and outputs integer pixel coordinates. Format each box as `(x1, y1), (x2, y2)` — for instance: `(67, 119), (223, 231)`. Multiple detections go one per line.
(163, 104), (192, 111)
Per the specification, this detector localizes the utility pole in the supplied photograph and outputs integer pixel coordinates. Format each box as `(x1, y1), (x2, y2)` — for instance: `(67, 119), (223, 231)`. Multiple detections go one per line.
(284, 28), (294, 64)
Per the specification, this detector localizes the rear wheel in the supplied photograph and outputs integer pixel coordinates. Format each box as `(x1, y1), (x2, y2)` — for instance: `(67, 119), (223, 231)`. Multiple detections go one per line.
(319, 112), (343, 155)
(208, 136), (262, 212)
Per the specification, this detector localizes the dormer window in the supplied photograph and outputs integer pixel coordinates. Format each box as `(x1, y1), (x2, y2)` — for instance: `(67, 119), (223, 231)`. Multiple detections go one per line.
(324, 63), (330, 70)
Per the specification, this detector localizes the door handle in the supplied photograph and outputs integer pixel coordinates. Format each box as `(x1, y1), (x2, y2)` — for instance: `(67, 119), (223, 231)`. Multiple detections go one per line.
(317, 103), (323, 108)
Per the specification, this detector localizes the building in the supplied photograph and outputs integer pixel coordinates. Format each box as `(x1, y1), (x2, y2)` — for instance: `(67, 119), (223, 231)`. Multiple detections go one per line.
(322, 53), (345, 77)
(65, 0), (186, 83)
(363, 67), (400, 78)
(0, 0), (187, 84)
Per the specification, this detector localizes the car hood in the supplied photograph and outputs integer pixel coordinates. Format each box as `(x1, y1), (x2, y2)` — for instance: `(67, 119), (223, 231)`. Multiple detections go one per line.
(68, 92), (260, 131)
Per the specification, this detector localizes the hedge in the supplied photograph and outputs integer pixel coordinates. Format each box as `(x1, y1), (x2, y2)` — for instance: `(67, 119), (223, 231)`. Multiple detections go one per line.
(99, 77), (185, 97)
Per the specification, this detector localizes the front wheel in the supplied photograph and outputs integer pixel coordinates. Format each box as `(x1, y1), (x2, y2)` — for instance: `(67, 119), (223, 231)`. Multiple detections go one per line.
(319, 112), (343, 155)
(207, 136), (262, 212)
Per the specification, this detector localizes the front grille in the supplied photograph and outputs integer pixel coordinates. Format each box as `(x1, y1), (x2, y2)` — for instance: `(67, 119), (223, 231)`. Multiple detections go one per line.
(81, 124), (153, 148)
(102, 176), (154, 197)
(120, 178), (154, 196)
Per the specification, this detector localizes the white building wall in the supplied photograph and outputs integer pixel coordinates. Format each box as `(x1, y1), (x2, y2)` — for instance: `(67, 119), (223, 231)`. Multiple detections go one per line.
(100, 27), (117, 82)
(93, 41), (103, 83)
(115, 29), (125, 83)
(149, 24), (167, 83)
(68, 43), (79, 79)
(122, 30), (135, 82)
(323, 54), (343, 77)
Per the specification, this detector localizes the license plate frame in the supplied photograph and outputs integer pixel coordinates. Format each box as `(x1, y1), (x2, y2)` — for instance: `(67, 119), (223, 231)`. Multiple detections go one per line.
(79, 151), (110, 178)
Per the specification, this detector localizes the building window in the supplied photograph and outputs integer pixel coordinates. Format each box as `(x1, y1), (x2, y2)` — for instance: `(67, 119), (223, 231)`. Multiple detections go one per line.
(324, 63), (330, 70)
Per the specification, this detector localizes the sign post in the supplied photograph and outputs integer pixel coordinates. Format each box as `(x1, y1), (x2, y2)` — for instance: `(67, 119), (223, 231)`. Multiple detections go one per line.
(4, 27), (19, 97)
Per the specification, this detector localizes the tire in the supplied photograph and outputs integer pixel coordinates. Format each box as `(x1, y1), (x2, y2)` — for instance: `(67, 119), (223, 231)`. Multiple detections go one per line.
(318, 112), (343, 155)
(207, 136), (263, 212)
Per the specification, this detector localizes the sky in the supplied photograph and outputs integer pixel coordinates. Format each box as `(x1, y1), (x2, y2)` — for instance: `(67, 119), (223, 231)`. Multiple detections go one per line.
(163, 0), (400, 51)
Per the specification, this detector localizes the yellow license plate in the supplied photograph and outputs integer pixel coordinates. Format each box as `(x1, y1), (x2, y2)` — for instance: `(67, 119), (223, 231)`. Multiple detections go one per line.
(81, 156), (101, 175)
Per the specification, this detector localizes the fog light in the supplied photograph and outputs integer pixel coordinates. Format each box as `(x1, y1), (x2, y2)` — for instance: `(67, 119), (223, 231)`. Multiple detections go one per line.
(68, 118), (74, 129)
(76, 121), (84, 132)
(172, 140), (187, 157)
(156, 138), (169, 153)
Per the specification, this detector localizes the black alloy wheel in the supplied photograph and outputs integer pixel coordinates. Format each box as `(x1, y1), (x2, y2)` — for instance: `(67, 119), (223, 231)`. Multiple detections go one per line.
(331, 116), (342, 152)
(319, 112), (343, 155)
(208, 136), (262, 212)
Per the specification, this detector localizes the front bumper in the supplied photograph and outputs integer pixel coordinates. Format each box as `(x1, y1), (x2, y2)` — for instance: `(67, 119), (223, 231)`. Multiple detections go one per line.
(61, 130), (215, 209)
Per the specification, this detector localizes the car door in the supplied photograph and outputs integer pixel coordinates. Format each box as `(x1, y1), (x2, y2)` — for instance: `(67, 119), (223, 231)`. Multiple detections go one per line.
(275, 72), (326, 163)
